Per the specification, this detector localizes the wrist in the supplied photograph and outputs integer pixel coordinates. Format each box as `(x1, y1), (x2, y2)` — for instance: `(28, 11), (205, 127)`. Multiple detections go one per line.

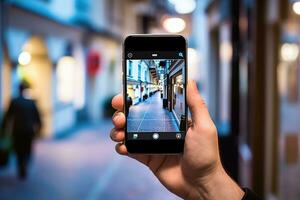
(188, 164), (244, 200)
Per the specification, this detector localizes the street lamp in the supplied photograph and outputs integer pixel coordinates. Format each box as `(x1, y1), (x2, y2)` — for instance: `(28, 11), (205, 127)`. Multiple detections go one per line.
(163, 17), (186, 33)
(293, 1), (300, 15)
(280, 43), (299, 62)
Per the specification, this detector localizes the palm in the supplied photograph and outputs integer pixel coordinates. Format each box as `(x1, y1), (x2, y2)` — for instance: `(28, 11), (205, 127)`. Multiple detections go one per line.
(131, 122), (219, 198)
(111, 81), (242, 200)
(132, 154), (188, 197)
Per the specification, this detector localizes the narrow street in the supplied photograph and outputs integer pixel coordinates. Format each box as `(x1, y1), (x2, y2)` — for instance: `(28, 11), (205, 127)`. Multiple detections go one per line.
(127, 92), (179, 132)
(0, 121), (180, 200)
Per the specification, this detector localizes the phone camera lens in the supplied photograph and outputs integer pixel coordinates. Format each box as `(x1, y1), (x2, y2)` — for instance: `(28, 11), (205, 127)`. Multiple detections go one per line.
(128, 53), (133, 58)
(176, 133), (182, 139)
(153, 133), (159, 140)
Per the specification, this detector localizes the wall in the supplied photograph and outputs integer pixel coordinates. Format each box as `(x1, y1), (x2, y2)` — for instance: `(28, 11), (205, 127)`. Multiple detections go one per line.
(86, 36), (122, 121)
(5, 6), (86, 137)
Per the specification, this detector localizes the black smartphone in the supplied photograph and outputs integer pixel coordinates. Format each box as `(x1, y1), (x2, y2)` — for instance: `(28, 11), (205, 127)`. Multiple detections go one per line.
(123, 35), (187, 154)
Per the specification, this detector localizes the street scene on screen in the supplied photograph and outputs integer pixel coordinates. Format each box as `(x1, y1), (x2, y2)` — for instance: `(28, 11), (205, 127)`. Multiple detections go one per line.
(126, 59), (186, 132)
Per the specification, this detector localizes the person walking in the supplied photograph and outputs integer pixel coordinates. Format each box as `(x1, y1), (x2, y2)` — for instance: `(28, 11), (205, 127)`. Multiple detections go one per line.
(2, 81), (42, 180)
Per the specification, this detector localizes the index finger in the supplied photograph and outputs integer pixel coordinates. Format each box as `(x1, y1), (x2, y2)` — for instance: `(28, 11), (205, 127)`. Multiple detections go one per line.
(112, 94), (124, 111)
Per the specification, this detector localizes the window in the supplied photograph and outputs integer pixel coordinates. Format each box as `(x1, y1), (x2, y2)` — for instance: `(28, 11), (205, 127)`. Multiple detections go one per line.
(138, 63), (141, 80)
(56, 56), (76, 103)
(128, 61), (133, 77)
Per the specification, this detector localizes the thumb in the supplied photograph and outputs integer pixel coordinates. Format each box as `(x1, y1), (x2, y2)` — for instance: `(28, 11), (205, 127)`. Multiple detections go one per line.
(186, 80), (212, 126)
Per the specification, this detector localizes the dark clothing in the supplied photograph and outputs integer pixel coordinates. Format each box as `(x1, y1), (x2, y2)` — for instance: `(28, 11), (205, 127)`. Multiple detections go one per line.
(126, 96), (133, 117)
(4, 97), (41, 136)
(242, 188), (262, 200)
(2, 96), (41, 179)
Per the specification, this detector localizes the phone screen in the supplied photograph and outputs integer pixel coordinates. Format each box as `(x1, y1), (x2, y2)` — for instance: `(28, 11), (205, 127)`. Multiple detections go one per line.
(125, 50), (187, 141)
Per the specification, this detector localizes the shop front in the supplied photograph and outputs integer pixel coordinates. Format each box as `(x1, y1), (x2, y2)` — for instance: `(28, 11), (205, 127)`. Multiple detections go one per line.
(127, 79), (141, 105)
(172, 73), (184, 122)
(275, 1), (300, 198)
(168, 60), (185, 126)
(85, 35), (122, 121)
(2, 6), (86, 137)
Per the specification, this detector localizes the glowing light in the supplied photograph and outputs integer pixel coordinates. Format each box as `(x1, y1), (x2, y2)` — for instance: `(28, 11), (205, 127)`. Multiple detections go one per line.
(293, 1), (300, 15)
(163, 17), (186, 33)
(188, 48), (200, 80)
(173, 0), (196, 14)
(280, 43), (299, 62)
(220, 42), (232, 62)
(188, 48), (199, 66)
(17, 65), (26, 79)
(17, 65), (38, 83)
(18, 51), (31, 65)
(56, 56), (76, 103)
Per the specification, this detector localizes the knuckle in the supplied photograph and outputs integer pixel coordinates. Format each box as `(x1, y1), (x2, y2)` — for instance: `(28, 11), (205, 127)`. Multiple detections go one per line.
(197, 122), (217, 136)
(112, 111), (120, 119)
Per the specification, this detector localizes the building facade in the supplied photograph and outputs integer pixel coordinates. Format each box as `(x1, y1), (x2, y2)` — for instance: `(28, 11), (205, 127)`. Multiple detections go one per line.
(127, 60), (159, 105)
(167, 60), (185, 126)
(0, 0), (140, 137)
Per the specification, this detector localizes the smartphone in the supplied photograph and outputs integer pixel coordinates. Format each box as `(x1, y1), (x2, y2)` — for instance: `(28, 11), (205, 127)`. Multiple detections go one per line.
(123, 35), (187, 154)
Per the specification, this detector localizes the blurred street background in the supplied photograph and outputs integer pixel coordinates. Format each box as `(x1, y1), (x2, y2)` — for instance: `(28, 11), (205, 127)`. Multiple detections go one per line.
(0, 0), (300, 199)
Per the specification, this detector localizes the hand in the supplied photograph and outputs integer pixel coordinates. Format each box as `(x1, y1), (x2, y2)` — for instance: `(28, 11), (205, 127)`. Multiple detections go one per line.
(110, 80), (244, 200)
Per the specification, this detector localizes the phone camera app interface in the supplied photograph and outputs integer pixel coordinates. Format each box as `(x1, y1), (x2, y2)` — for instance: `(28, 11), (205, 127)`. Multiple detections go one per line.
(126, 51), (186, 140)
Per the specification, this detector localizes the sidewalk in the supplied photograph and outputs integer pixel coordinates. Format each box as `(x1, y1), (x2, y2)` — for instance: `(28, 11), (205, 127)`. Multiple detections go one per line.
(128, 92), (179, 132)
(0, 121), (180, 200)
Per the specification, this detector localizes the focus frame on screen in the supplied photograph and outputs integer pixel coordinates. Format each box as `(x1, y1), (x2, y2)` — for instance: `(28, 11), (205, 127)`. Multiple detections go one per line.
(123, 35), (187, 154)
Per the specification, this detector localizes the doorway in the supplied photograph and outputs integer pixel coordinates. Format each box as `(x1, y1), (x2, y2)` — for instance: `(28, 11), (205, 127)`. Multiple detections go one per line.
(17, 36), (52, 137)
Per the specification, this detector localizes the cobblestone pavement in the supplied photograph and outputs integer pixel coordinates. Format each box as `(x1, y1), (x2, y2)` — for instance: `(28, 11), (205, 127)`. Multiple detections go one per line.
(0, 121), (180, 200)
(127, 92), (179, 132)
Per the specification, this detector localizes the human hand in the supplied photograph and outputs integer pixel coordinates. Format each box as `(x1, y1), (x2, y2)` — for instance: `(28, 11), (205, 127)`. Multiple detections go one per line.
(110, 80), (244, 200)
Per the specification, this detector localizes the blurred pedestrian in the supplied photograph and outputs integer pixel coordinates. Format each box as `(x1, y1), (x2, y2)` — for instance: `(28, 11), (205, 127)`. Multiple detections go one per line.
(2, 81), (42, 180)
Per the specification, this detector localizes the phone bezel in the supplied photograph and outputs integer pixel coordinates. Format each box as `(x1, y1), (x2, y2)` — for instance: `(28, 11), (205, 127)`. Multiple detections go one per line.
(123, 34), (187, 154)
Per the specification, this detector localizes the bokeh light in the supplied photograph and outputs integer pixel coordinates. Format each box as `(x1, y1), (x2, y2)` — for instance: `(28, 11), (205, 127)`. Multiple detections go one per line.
(173, 0), (197, 14)
(162, 17), (186, 33)
(56, 56), (76, 103)
(18, 51), (31, 65)
(220, 42), (232, 62)
(280, 43), (299, 62)
(292, 1), (300, 15)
